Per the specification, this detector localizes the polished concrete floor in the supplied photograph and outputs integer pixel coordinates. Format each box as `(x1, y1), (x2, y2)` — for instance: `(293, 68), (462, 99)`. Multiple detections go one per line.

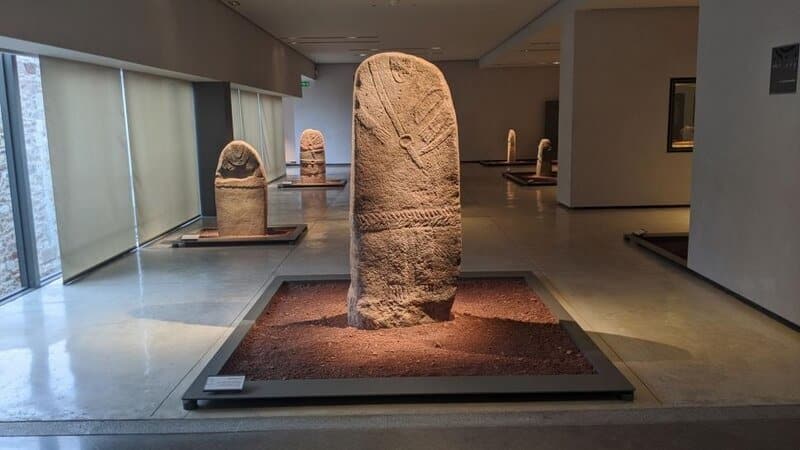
(0, 165), (798, 447)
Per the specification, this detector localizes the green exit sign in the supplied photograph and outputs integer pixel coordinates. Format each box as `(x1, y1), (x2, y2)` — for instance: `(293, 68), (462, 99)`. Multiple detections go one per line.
(301, 80), (311, 88)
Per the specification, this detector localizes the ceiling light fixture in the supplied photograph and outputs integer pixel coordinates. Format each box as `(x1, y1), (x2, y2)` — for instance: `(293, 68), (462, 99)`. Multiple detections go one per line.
(553, 61), (560, 65)
(227, 0), (240, 7)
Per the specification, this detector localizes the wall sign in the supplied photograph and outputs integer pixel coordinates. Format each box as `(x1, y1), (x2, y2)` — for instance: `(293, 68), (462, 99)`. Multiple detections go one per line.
(300, 80), (311, 88)
(770, 43), (799, 94)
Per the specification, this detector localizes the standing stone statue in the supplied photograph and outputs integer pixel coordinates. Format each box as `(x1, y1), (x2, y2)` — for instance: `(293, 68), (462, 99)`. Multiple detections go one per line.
(348, 52), (462, 329)
(299, 129), (327, 183)
(506, 129), (517, 163)
(214, 140), (268, 236)
(535, 138), (555, 177)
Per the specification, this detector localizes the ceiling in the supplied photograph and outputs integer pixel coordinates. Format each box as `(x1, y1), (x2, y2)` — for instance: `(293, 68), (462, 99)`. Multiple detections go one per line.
(223, 0), (560, 64)
(223, 0), (698, 67)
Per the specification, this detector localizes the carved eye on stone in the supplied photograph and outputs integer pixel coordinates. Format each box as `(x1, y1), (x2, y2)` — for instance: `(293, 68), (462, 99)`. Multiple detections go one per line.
(390, 57), (413, 83)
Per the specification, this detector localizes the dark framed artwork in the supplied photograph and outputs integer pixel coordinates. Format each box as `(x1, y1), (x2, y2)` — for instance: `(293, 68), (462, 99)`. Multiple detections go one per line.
(770, 44), (799, 95)
(667, 77), (696, 153)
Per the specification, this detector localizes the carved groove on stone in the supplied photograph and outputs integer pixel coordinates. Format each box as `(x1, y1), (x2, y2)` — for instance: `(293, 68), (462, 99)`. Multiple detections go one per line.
(355, 207), (460, 233)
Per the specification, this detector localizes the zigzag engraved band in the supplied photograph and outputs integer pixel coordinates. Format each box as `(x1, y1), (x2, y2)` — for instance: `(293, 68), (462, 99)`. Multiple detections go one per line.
(355, 207), (460, 232)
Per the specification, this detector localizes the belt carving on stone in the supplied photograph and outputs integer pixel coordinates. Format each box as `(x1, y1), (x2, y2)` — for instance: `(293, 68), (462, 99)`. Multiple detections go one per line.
(354, 207), (461, 233)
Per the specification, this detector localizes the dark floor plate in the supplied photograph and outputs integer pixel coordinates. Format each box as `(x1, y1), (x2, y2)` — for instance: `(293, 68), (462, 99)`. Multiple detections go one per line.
(278, 179), (347, 188)
(503, 171), (558, 186)
(170, 225), (307, 247)
(624, 232), (688, 266)
(478, 159), (539, 166)
(182, 271), (634, 410)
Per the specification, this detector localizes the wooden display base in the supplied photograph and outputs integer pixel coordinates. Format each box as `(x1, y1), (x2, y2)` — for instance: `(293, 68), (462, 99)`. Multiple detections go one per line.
(503, 171), (558, 186)
(278, 178), (347, 189)
(181, 271), (634, 410)
(170, 225), (307, 247)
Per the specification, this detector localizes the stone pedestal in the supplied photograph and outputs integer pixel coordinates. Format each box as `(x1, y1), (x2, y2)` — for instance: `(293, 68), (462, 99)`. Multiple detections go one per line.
(348, 52), (462, 329)
(214, 140), (268, 236)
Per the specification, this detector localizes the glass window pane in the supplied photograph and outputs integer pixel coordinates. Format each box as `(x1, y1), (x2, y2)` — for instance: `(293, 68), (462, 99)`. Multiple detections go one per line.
(16, 55), (61, 279)
(0, 97), (23, 298)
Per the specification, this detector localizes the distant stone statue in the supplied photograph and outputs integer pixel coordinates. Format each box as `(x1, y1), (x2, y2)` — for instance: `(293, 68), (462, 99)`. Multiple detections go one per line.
(535, 138), (555, 177)
(299, 129), (326, 183)
(214, 140), (268, 236)
(506, 129), (517, 162)
(348, 52), (462, 329)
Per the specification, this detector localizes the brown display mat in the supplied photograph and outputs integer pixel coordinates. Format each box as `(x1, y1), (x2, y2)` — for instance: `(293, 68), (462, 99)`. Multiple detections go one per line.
(221, 278), (594, 380)
(182, 272), (634, 409)
(170, 225), (307, 247)
(503, 171), (558, 186)
(278, 178), (347, 189)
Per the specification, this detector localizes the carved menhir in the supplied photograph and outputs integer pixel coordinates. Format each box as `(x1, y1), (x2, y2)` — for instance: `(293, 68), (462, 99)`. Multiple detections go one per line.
(506, 129), (517, 163)
(299, 129), (327, 183)
(348, 52), (462, 329)
(535, 138), (555, 177)
(214, 140), (268, 236)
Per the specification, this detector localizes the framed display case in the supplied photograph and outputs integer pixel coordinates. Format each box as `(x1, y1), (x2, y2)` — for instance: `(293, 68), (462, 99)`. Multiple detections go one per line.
(667, 77), (696, 152)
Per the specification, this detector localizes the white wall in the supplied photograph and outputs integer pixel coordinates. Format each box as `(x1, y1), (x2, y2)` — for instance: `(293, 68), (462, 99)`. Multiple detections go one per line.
(688, 0), (800, 325)
(293, 65), (355, 164)
(0, 0), (314, 96)
(559, 7), (697, 207)
(557, 12), (576, 206)
(293, 62), (560, 163)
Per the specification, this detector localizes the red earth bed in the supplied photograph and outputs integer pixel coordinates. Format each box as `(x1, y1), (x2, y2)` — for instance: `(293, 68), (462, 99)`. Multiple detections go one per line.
(221, 278), (594, 380)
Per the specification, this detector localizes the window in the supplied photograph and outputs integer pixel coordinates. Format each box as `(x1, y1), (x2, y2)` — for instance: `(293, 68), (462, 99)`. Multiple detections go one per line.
(667, 77), (696, 152)
(0, 85), (23, 298)
(0, 53), (62, 301)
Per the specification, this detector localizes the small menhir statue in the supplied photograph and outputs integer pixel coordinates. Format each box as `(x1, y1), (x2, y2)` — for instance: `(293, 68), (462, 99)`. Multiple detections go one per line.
(506, 129), (517, 163)
(299, 129), (327, 183)
(348, 52), (462, 329)
(214, 140), (268, 236)
(535, 138), (555, 177)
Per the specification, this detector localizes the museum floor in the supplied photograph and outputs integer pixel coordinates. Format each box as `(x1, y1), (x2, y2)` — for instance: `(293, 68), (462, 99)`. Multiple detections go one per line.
(0, 165), (798, 448)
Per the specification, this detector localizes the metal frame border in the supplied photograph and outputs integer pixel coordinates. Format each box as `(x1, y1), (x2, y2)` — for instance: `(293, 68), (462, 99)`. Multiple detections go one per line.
(182, 271), (634, 410)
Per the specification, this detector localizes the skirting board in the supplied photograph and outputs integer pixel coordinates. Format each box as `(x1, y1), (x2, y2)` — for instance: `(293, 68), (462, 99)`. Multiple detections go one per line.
(182, 271), (634, 410)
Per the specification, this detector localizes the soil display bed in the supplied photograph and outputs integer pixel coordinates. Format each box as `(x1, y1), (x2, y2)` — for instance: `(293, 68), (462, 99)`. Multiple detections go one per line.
(170, 225), (307, 247)
(221, 278), (593, 380)
(503, 171), (558, 186)
(182, 272), (634, 409)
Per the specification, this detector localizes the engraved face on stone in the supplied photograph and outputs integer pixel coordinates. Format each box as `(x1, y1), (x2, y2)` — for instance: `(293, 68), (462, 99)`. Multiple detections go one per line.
(214, 140), (268, 236)
(299, 129), (326, 182)
(348, 52), (462, 329)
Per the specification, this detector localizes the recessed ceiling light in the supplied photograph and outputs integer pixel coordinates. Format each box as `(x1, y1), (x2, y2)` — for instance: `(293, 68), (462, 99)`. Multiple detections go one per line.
(348, 36), (358, 39)
(553, 61), (560, 65)
(360, 53), (367, 57)
(227, 0), (240, 7)
(431, 46), (441, 50)
(371, 48), (379, 51)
